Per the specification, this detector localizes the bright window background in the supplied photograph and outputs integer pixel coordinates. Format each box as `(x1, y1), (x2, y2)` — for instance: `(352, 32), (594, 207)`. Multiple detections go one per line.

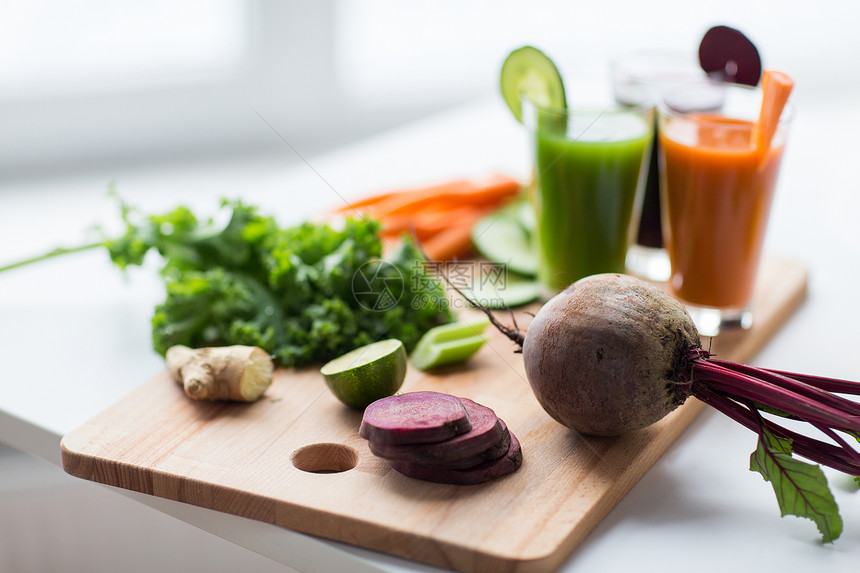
(0, 0), (248, 99)
(0, 0), (857, 177)
(336, 0), (859, 102)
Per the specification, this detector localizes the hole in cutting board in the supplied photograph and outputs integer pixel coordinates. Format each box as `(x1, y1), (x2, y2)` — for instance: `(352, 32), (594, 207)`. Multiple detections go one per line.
(291, 443), (358, 474)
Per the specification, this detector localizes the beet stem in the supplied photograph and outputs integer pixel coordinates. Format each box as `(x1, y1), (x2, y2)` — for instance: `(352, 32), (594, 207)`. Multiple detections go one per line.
(707, 359), (860, 416)
(693, 359), (860, 433)
(743, 399), (860, 475)
(691, 354), (860, 469)
(693, 384), (860, 475)
(810, 422), (860, 466)
(762, 368), (860, 396)
(411, 239), (525, 349)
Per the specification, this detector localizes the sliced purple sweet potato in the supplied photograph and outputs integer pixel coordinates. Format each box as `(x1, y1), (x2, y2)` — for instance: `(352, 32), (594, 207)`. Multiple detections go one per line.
(389, 431), (523, 485)
(367, 397), (504, 463)
(358, 391), (471, 445)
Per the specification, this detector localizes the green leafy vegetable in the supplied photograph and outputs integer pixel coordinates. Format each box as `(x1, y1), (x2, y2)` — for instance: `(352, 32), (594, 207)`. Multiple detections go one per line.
(2, 197), (453, 367)
(749, 425), (843, 543)
(150, 204), (452, 365)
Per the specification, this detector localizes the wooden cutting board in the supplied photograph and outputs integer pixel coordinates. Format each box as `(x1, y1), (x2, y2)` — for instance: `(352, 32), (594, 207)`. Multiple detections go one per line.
(61, 256), (808, 573)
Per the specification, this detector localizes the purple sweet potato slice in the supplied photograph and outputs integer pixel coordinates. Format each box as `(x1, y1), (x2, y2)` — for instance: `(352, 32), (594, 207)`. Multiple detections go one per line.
(389, 431), (523, 485)
(367, 398), (504, 463)
(358, 391), (471, 445)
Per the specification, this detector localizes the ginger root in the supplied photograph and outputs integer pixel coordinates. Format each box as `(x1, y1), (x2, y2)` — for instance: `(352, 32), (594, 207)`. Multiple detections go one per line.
(166, 345), (274, 402)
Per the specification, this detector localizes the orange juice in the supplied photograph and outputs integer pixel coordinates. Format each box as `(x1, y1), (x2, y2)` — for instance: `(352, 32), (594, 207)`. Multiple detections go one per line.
(659, 113), (786, 308)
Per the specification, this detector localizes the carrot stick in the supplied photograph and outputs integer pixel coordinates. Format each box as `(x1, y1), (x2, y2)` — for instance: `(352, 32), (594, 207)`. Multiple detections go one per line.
(413, 205), (493, 226)
(381, 206), (493, 239)
(330, 191), (400, 214)
(383, 200), (480, 220)
(329, 174), (523, 261)
(375, 176), (520, 218)
(335, 175), (520, 217)
(421, 223), (478, 261)
(754, 70), (794, 155)
(331, 180), (474, 215)
(380, 221), (438, 242)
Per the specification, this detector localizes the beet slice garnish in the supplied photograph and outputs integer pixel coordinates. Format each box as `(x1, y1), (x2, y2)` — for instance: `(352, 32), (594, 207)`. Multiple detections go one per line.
(698, 25), (762, 86)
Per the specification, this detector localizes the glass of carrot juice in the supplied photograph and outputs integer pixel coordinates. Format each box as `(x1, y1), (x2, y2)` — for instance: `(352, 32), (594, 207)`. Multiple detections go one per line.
(657, 82), (792, 336)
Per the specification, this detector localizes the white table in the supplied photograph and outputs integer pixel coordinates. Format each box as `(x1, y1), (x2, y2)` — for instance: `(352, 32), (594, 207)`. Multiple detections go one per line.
(1, 97), (858, 572)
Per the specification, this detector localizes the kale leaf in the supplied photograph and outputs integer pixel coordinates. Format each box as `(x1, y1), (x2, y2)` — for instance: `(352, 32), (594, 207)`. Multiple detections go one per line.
(107, 199), (451, 366)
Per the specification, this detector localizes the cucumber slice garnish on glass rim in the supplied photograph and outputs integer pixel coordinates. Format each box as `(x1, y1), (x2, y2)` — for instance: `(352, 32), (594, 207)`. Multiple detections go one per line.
(500, 45), (567, 122)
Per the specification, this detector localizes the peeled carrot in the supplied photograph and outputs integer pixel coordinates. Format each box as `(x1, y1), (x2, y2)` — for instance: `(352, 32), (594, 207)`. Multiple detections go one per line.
(373, 176), (520, 219)
(329, 174), (523, 261)
(754, 70), (794, 154)
(330, 191), (400, 214)
(421, 224), (477, 261)
(380, 206), (488, 235)
(334, 175), (520, 218)
(332, 180), (473, 215)
(380, 217), (439, 242)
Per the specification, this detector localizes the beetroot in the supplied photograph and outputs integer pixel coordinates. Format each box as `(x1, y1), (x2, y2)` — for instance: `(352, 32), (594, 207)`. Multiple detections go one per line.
(505, 274), (860, 458)
(389, 432), (523, 485)
(422, 244), (860, 540)
(359, 391), (471, 445)
(368, 398), (505, 463)
(523, 274), (698, 435)
(457, 271), (860, 542)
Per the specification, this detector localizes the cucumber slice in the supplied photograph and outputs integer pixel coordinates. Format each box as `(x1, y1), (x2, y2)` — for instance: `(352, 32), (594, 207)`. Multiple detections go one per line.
(410, 318), (490, 371)
(462, 271), (540, 309)
(471, 201), (538, 277)
(500, 45), (567, 123)
(514, 196), (536, 235)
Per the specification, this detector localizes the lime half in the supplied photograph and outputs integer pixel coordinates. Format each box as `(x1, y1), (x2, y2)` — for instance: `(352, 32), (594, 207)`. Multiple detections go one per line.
(500, 45), (567, 122)
(321, 339), (407, 409)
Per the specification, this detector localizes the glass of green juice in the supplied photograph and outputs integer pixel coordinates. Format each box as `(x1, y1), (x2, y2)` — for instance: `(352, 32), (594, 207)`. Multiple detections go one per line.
(522, 96), (654, 298)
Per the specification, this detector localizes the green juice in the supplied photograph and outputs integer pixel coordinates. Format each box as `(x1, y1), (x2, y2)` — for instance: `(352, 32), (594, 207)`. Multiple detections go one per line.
(531, 113), (651, 293)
